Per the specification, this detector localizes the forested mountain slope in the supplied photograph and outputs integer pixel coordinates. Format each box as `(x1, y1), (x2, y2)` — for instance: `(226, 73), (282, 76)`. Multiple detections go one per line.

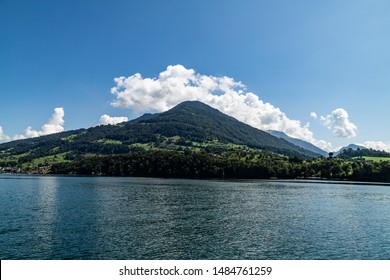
(0, 101), (320, 169)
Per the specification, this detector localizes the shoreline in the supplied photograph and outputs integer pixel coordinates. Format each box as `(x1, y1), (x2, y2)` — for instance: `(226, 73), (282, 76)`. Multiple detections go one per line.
(1, 172), (390, 186)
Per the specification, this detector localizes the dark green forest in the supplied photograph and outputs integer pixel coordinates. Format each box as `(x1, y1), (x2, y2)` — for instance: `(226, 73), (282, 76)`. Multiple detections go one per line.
(48, 149), (390, 182)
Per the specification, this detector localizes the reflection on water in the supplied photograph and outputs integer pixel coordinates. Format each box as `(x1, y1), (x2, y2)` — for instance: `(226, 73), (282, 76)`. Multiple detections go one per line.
(0, 175), (390, 259)
(33, 176), (59, 256)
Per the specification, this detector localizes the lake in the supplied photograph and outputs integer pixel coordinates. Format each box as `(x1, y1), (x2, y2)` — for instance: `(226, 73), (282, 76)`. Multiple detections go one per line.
(0, 175), (389, 259)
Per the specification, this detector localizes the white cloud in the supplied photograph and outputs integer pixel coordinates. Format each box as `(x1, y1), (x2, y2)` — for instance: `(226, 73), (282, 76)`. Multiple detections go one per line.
(110, 64), (333, 151)
(310, 112), (318, 119)
(320, 108), (358, 138)
(362, 141), (390, 152)
(0, 126), (11, 143)
(99, 114), (128, 125)
(13, 108), (65, 140)
(313, 139), (333, 152)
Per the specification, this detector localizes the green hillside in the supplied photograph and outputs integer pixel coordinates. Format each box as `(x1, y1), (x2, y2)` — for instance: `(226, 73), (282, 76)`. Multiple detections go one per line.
(2, 100), (390, 182)
(0, 101), (320, 171)
(337, 147), (390, 159)
(360, 156), (390, 162)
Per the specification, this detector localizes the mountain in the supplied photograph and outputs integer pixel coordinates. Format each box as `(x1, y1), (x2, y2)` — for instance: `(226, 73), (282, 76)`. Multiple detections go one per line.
(335, 144), (390, 159)
(336, 144), (367, 153)
(0, 101), (321, 169)
(133, 101), (320, 157)
(267, 130), (328, 157)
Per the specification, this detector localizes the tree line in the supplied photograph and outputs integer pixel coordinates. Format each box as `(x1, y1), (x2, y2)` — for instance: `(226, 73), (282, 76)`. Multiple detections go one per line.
(49, 150), (390, 182)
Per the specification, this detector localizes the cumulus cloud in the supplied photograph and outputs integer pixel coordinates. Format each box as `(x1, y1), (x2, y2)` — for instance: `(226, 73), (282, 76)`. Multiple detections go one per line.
(0, 126), (11, 143)
(362, 141), (390, 152)
(110, 64), (332, 151)
(310, 112), (318, 119)
(319, 108), (358, 138)
(99, 114), (128, 125)
(13, 108), (65, 140)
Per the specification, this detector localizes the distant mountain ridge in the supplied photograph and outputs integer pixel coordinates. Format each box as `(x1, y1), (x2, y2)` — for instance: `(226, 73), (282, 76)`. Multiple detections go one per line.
(267, 130), (328, 157)
(0, 101), (322, 169)
(336, 144), (390, 159)
(336, 144), (367, 153)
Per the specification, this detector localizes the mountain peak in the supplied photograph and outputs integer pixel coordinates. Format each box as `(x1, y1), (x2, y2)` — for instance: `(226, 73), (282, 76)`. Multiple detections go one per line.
(166, 100), (220, 114)
(335, 144), (367, 155)
(158, 101), (237, 124)
(174, 100), (208, 107)
(340, 144), (367, 151)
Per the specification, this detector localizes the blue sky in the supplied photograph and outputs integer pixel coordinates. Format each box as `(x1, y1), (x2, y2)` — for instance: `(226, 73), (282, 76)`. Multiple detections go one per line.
(1, 0), (390, 151)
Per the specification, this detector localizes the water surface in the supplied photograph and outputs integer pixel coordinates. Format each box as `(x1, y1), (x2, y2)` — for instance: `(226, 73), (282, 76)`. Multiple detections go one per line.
(1, 175), (389, 259)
